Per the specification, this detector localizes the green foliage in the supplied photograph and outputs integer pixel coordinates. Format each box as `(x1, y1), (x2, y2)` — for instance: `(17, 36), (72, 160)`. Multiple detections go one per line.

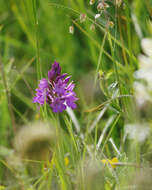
(0, 0), (152, 189)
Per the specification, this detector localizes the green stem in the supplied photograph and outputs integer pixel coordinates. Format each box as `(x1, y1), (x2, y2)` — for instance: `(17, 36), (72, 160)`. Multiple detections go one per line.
(0, 58), (16, 134)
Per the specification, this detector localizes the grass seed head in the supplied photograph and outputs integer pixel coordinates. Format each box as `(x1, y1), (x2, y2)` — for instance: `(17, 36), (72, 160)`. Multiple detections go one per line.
(14, 122), (56, 161)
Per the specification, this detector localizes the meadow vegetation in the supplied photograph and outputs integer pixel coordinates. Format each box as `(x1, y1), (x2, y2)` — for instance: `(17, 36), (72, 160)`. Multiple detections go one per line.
(0, 0), (152, 189)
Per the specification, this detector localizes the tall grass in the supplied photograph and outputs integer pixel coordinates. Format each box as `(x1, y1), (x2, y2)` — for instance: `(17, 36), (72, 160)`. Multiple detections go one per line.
(0, 0), (152, 189)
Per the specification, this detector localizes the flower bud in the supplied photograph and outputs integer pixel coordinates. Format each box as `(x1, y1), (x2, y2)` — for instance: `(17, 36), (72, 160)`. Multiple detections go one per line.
(80, 13), (87, 23)
(103, 2), (110, 9)
(97, 2), (103, 11)
(97, 2), (109, 11)
(108, 20), (114, 28)
(90, 0), (95, 5)
(69, 25), (74, 34)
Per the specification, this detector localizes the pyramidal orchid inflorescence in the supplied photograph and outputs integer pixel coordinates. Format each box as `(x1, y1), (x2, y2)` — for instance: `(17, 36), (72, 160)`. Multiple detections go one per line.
(33, 61), (78, 113)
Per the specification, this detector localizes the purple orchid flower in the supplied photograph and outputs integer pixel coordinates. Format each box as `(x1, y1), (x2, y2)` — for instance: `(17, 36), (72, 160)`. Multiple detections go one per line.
(33, 61), (78, 113)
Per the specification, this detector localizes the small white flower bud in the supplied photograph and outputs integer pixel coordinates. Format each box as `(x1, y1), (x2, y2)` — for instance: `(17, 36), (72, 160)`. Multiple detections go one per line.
(89, 0), (95, 5)
(80, 13), (87, 23)
(69, 25), (74, 34)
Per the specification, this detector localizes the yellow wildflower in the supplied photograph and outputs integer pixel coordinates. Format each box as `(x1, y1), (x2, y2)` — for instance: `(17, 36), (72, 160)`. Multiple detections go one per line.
(64, 157), (69, 166)
(101, 157), (118, 168)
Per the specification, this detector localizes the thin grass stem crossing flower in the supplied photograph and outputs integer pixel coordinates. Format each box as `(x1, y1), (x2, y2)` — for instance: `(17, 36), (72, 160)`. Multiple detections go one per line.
(33, 61), (78, 113)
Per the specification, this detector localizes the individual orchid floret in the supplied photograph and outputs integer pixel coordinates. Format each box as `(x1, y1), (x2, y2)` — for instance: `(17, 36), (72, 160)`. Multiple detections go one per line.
(33, 61), (78, 113)
(48, 61), (61, 81)
(32, 78), (49, 105)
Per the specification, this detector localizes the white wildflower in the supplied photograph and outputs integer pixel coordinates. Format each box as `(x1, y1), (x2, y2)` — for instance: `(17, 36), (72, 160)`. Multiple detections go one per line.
(141, 38), (152, 57)
(125, 123), (149, 142)
(134, 38), (152, 89)
(134, 82), (151, 107)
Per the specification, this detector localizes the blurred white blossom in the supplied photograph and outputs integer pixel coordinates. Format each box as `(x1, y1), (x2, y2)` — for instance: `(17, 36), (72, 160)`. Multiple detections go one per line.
(141, 38), (152, 57)
(138, 54), (152, 65)
(125, 123), (149, 142)
(134, 82), (151, 107)
(134, 38), (152, 90)
(95, 14), (101, 19)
